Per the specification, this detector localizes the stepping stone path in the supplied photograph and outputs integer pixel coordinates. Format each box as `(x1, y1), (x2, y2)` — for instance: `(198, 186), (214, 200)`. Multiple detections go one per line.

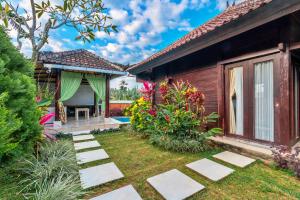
(186, 158), (234, 181)
(90, 185), (142, 200)
(74, 141), (100, 151)
(147, 169), (205, 200)
(70, 130), (91, 135)
(213, 151), (256, 168)
(79, 162), (124, 189)
(76, 149), (109, 164)
(73, 134), (95, 142)
(70, 128), (255, 200)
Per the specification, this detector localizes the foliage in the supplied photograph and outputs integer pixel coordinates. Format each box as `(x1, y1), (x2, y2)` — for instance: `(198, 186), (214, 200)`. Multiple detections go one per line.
(272, 145), (300, 178)
(1, 0), (116, 61)
(149, 134), (212, 153)
(20, 140), (84, 199)
(0, 27), (41, 161)
(0, 92), (22, 160)
(90, 127), (121, 135)
(110, 87), (140, 100)
(124, 96), (154, 133)
(126, 80), (222, 152)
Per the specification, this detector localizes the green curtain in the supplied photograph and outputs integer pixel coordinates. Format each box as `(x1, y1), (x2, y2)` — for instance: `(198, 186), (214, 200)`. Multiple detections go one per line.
(60, 71), (83, 102)
(86, 74), (106, 112)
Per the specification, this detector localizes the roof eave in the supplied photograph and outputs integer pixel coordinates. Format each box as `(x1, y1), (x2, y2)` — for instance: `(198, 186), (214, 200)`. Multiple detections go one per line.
(128, 0), (300, 75)
(45, 64), (127, 75)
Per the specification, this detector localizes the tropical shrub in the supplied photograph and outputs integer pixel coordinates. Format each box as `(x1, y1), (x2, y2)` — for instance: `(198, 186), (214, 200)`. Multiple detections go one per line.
(0, 92), (22, 160)
(0, 27), (41, 160)
(126, 80), (222, 152)
(20, 140), (84, 199)
(272, 145), (300, 178)
(124, 96), (154, 133)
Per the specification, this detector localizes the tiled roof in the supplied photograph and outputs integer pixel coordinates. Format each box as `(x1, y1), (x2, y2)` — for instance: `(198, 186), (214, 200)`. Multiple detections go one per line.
(38, 49), (123, 72)
(131, 0), (272, 70)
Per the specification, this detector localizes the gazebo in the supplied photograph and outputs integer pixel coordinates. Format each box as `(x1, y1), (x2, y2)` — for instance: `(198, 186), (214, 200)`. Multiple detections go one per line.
(35, 49), (126, 124)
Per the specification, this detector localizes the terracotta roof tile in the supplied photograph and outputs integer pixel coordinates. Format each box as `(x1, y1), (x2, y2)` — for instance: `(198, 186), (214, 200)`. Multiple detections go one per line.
(38, 49), (123, 72)
(131, 0), (272, 70)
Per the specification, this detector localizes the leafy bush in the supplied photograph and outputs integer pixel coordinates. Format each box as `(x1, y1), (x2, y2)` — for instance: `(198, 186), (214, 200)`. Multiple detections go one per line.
(26, 173), (83, 200)
(149, 134), (212, 153)
(0, 27), (41, 160)
(124, 96), (154, 133)
(20, 140), (83, 199)
(126, 80), (222, 152)
(272, 146), (300, 178)
(0, 92), (22, 159)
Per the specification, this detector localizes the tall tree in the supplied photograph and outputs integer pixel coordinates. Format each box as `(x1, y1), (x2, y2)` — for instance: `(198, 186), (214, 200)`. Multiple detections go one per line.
(0, 0), (117, 62)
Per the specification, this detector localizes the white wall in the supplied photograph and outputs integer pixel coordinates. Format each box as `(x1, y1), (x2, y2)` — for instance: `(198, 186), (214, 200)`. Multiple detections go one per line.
(64, 84), (94, 106)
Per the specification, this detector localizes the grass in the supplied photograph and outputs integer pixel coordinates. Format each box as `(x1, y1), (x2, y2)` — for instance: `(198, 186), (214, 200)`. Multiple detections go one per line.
(82, 130), (300, 200)
(1, 130), (299, 200)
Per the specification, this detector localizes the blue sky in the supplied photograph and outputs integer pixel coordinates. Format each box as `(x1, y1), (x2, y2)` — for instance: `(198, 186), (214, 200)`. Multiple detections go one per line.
(9, 0), (241, 66)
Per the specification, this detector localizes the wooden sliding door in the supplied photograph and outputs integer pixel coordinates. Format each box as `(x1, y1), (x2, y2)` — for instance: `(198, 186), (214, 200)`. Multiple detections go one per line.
(225, 54), (278, 143)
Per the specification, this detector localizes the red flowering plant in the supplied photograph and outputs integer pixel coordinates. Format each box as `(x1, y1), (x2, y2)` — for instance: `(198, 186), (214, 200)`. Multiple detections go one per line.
(146, 80), (221, 152)
(140, 81), (156, 102)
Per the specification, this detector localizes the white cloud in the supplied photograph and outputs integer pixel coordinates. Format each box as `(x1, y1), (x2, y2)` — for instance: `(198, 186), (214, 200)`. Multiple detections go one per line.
(109, 9), (129, 25)
(190, 0), (210, 9)
(216, 0), (245, 10)
(44, 38), (67, 52)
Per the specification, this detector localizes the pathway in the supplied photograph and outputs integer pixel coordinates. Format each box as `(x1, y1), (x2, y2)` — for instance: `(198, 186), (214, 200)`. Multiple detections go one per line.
(71, 130), (256, 200)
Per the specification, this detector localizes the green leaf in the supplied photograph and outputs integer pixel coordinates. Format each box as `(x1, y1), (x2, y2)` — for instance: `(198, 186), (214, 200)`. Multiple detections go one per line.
(37, 99), (52, 107)
(5, 3), (9, 13)
(3, 18), (8, 27)
(63, 0), (67, 11)
(37, 10), (44, 18)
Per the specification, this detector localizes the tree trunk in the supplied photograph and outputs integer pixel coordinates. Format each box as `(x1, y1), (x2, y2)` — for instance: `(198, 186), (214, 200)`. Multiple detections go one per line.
(31, 49), (38, 63)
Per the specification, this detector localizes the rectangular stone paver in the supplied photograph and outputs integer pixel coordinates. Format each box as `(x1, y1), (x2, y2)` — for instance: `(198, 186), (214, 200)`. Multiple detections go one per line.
(79, 162), (124, 189)
(90, 185), (142, 200)
(213, 151), (256, 168)
(186, 158), (234, 181)
(74, 141), (100, 151)
(76, 149), (109, 164)
(73, 134), (95, 142)
(70, 130), (91, 135)
(147, 169), (205, 200)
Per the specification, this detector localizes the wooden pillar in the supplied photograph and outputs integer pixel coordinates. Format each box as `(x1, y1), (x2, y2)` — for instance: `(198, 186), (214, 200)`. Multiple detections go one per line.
(277, 43), (292, 145)
(55, 69), (61, 121)
(105, 75), (110, 118)
(216, 63), (225, 130)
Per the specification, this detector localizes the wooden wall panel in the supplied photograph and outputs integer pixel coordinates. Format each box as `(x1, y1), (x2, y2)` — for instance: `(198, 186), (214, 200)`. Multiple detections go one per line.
(153, 66), (218, 115)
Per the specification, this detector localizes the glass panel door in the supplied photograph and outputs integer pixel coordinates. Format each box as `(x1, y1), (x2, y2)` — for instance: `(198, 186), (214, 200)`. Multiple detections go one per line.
(229, 67), (243, 135)
(254, 61), (274, 142)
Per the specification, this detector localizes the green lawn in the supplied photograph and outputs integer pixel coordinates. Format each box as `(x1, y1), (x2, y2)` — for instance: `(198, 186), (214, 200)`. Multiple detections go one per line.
(81, 130), (300, 200)
(1, 130), (299, 200)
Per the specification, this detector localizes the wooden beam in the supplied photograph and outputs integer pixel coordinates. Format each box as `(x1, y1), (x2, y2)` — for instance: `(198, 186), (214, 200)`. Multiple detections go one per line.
(55, 69), (61, 121)
(105, 75), (110, 118)
(290, 42), (300, 50)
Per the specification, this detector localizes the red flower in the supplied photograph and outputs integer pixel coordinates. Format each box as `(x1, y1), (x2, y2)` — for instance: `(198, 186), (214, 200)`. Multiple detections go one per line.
(148, 109), (157, 117)
(164, 115), (170, 123)
(35, 96), (42, 103)
(39, 113), (55, 125)
(140, 81), (156, 101)
(189, 91), (205, 105)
